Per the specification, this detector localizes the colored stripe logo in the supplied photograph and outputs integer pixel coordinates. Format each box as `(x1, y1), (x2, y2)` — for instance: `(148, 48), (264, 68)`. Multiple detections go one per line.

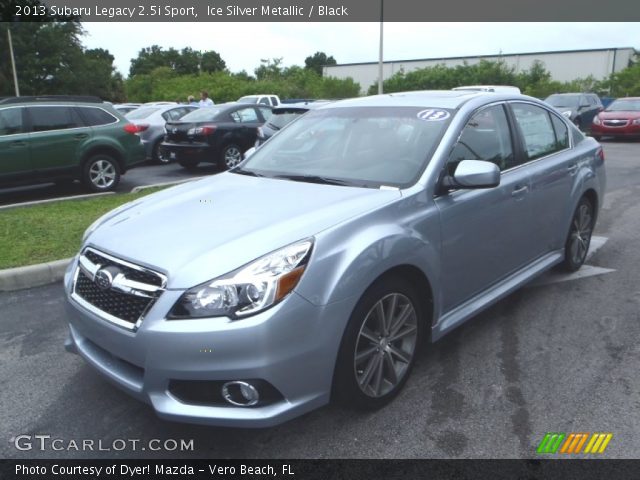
(537, 433), (612, 454)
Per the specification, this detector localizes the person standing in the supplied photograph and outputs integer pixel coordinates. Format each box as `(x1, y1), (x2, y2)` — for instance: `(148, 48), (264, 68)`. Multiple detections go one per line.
(199, 91), (215, 107)
(188, 95), (199, 106)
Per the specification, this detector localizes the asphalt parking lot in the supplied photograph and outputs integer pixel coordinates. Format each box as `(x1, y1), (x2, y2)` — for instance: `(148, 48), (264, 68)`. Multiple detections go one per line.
(1, 140), (639, 459)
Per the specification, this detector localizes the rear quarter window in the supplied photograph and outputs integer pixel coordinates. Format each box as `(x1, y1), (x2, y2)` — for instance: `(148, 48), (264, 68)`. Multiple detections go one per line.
(79, 107), (118, 127)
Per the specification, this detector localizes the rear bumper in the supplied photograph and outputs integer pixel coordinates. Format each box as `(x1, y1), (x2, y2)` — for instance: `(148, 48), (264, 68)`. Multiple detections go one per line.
(161, 142), (217, 164)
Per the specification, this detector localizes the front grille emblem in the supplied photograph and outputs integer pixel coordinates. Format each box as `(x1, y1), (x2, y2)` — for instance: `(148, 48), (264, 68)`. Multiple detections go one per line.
(95, 267), (115, 290)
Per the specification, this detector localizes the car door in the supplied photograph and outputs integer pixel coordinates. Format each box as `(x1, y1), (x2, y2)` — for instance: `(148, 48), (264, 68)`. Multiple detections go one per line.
(434, 103), (537, 313)
(229, 107), (263, 150)
(0, 106), (31, 182)
(26, 105), (92, 177)
(509, 102), (577, 254)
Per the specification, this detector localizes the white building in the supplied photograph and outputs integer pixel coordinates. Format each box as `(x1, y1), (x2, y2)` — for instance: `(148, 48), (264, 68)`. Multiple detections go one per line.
(323, 47), (637, 94)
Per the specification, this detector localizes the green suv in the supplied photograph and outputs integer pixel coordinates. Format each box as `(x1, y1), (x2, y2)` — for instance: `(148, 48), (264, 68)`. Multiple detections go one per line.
(0, 96), (145, 192)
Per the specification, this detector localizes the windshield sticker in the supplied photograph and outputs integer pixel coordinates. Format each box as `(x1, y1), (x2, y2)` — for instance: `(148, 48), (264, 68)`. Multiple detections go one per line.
(417, 109), (450, 121)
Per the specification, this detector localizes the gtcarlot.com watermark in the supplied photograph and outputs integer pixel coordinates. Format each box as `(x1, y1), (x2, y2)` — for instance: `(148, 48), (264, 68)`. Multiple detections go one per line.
(11, 434), (194, 452)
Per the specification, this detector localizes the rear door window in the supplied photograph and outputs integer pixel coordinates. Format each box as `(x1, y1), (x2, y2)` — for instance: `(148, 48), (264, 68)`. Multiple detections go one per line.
(510, 103), (559, 161)
(231, 107), (259, 123)
(78, 107), (117, 126)
(0, 108), (24, 135)
(28, 106), (84, 132)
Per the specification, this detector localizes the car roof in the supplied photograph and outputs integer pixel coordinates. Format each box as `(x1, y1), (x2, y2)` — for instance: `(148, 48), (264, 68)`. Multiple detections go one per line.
(325, 90), (518, 110)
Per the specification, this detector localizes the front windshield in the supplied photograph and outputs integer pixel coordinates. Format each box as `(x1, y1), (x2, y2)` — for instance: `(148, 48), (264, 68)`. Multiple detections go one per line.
(238, 106), (452, 188)
(606, 99), (640, 112)
(180, 106), (224, 122)
(546, 95), (579, 108)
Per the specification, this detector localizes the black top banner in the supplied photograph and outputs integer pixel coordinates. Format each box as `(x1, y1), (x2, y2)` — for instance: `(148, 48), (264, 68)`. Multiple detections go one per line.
(4, 0), (640, 21)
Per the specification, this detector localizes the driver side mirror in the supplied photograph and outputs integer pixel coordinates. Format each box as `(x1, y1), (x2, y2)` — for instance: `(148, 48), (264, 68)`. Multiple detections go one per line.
(443, 160), (500, 190)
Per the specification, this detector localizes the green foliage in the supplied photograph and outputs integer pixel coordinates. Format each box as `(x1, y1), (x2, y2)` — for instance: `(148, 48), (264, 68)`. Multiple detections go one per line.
(305, 51), (337, 75)
(126, 63), (360, 103)
(129, 45), (227, 77)
(369, 58), (640, 99)
(0, 22), (125, 101)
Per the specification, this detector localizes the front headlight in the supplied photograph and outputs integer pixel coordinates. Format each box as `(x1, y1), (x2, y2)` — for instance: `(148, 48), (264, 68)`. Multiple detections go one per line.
(632, 118), (640, 126)
(170, 240), (313, 319)
(561, 110), (572, 118)
(593, 116), (602, 125)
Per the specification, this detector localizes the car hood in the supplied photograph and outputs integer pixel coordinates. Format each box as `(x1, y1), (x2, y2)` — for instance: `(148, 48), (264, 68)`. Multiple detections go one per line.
(86, 173), (400, 288)
(598, 111), (640, 120)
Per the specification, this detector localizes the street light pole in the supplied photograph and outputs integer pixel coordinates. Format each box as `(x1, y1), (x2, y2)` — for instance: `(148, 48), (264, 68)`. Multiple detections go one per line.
(7, 27), (20, 97)
(377, 0), (383, 95)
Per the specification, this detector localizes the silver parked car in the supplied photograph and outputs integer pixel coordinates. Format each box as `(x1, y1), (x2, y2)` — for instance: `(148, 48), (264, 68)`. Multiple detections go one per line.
(125, 104), (198, 163)
(64, 90), (605, 427)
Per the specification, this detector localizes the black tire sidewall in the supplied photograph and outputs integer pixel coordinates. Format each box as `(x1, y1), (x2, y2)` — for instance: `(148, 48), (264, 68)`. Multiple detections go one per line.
(562, 197), (594, 272)
(332, 275), (424, 410)
(82, 154), (120, 192)
(153, 141), (170, 164)
(220, 144), (241, 171)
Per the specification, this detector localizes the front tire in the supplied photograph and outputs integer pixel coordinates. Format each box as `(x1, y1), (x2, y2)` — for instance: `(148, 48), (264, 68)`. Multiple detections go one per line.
(82, 154), (120, 192)
(561, 197), (594, 272)
(333, 276), (423, 410)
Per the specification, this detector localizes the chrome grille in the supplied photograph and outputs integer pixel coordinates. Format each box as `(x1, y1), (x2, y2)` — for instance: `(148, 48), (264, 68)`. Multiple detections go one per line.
(603, 119), (628, 127)
(71, 248), (167, 330)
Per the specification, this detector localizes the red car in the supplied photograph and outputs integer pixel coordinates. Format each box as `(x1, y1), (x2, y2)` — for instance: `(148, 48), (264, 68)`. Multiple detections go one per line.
(591, 97), (640, 140)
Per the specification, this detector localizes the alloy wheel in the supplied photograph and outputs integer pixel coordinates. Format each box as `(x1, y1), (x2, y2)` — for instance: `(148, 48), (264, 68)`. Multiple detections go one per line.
(354, 293), (418, 398)
(568, 202), (593, 266)
(224, 146), (242, 169)
(89, 160), (117, 189)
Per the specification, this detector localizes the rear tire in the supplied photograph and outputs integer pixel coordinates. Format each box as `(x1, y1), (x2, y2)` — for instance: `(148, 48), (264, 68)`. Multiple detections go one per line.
(220, 144), (243, 171)
(153, 141), (170, 164)
(333, 276), (423, 410)
(561, 197), (594, 272)
(82, 154), (120, 192)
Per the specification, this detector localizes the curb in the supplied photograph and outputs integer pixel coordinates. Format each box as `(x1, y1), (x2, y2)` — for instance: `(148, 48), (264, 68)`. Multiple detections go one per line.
(130, 176), (206, 193)
(0, 177), (206, 292)
(0, 258), (73, 292)
(0, 192), (114, 211)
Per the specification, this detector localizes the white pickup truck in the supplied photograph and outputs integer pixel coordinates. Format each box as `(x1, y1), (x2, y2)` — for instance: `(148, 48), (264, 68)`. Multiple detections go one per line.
(237, 94), (281, 107)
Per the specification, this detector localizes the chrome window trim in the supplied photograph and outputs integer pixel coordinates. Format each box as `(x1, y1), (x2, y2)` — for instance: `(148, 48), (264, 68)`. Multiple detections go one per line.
(25, 104), (119, 135)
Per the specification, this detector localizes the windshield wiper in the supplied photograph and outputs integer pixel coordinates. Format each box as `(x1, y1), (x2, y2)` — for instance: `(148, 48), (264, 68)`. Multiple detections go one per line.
(272, 174), (355, 186)
(231, 167), (269, 178)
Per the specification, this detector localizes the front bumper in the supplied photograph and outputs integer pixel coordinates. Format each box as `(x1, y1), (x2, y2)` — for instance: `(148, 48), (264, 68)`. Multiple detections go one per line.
(591, 123), (640, 137)
(63, 261), (351, 428)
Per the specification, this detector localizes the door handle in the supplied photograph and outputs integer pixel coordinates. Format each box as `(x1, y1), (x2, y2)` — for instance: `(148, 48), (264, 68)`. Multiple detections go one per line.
(567, 164), (578, 174)
(10, 141), (27, 147)
(74, 133), (89, 139)
(511, 185), (529, 196)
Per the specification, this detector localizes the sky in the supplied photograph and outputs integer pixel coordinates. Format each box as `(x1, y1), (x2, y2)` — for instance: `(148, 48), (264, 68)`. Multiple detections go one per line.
(81, 22), (640, 77)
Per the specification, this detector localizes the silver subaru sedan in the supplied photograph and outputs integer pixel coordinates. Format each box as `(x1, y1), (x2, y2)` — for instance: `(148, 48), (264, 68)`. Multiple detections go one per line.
(64, 90), (605, 427)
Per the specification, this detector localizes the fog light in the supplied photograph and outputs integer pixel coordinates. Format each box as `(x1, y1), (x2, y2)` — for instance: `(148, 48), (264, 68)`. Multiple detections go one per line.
(221, 381), (260, 406)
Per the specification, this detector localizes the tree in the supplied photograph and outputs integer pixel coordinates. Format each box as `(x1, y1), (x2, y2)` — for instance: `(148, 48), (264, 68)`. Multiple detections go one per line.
(201, 50), (226, 73)
(254, 58), (284, 81)
(0, 20), (124, 100)
(304, 51), (336, 76)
